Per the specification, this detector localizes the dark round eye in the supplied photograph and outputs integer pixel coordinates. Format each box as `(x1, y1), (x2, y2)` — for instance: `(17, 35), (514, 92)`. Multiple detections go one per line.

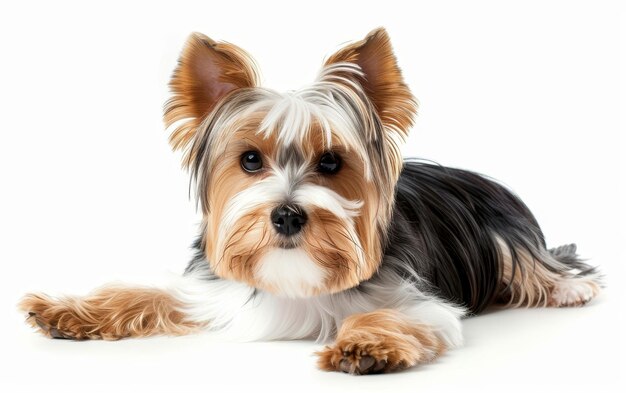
(318, 152), (341, 174)
(241, 151), (263, 173)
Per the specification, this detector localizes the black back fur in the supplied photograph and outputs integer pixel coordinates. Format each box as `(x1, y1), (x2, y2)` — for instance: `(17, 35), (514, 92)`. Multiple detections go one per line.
(384, 161), (551, 314)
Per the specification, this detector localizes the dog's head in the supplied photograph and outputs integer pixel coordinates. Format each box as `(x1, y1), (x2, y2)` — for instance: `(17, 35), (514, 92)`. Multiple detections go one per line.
(165, 28), (417, 297)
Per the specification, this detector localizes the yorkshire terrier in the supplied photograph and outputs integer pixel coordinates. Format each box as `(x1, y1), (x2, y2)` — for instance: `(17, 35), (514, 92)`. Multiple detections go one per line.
(20, 28), (602, 375)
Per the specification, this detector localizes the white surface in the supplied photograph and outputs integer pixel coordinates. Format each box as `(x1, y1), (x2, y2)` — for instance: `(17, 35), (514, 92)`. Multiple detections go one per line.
(0, 0), (624, 392)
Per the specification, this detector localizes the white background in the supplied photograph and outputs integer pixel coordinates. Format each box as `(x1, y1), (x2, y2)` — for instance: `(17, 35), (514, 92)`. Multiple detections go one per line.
(0, 0), (624, 392)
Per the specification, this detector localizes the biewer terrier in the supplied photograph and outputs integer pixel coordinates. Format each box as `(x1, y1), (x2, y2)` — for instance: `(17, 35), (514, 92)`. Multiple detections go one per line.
(20, 28), (602, 375)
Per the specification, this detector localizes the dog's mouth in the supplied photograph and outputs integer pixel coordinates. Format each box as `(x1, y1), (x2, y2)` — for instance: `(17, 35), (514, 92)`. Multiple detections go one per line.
(274, 233), (304, 250)
(276, 237), (300, 249)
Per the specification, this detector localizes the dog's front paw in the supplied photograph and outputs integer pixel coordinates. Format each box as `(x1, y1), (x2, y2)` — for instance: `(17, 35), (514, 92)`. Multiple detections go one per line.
(18, 293), (121, 340)
(316, 310), (446, 375)
(19, 288), (197, 340)
(317, 340), (393, 375)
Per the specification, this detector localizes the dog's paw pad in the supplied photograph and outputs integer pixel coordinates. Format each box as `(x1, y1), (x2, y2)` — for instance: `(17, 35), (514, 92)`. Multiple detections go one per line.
(336, 353), (387, 375)
(358, 355), (376, 371)
(49, 327), (71, 339)
(27, 312), (75, 340)
(318, 342), (401, 375)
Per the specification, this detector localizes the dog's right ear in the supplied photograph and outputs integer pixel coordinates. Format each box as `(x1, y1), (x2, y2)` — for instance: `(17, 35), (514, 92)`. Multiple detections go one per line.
(164, 33), (259, 164)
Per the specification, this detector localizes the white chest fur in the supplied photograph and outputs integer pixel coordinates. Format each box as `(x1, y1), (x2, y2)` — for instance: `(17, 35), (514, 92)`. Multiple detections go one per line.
(170, 268), (465, 347)
(254, 248), (327, 298)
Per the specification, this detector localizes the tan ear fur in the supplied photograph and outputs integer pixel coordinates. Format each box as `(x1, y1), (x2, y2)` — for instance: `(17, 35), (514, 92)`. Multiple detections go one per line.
(164, 33), (259, 158)
(325, 28), (417, 137)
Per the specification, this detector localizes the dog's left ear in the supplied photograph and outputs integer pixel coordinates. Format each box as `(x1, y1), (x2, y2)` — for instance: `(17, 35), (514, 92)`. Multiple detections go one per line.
(325, 28), (417, 137)
(164, 33), (259, 165)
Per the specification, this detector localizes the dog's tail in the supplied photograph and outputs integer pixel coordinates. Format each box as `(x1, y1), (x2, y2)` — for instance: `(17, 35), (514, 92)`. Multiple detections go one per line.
(548, 243), (599, 277)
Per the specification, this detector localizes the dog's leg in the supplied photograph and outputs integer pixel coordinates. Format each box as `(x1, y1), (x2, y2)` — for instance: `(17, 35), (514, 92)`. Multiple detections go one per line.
(497, 241), (602, 308)
(19, 286), (198, 340)
(317, 304), (463, 375)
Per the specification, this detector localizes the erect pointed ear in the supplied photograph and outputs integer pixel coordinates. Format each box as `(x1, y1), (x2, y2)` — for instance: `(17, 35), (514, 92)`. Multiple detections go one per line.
(164, 33), (259, 156)
(325, 28), (417, 137)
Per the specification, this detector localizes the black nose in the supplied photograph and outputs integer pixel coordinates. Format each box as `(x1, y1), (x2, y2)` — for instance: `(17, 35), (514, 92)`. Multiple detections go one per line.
(271, 205), (307, 236)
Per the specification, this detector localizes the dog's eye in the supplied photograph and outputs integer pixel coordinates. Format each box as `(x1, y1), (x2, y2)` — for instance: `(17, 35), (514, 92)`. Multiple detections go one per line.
(241, 151), (263, 173)
(318, 152), (341, 174)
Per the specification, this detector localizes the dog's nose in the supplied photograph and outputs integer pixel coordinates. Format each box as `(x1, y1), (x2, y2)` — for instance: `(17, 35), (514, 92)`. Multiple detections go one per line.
(271, 205), (307, 237)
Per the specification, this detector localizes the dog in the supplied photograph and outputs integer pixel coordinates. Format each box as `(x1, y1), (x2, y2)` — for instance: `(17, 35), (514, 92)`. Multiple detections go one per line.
(19, 28), (602, 375)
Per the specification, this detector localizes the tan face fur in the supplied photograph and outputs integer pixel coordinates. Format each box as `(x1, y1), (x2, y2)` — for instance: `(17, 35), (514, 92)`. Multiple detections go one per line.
(164, 29), (417, 297)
